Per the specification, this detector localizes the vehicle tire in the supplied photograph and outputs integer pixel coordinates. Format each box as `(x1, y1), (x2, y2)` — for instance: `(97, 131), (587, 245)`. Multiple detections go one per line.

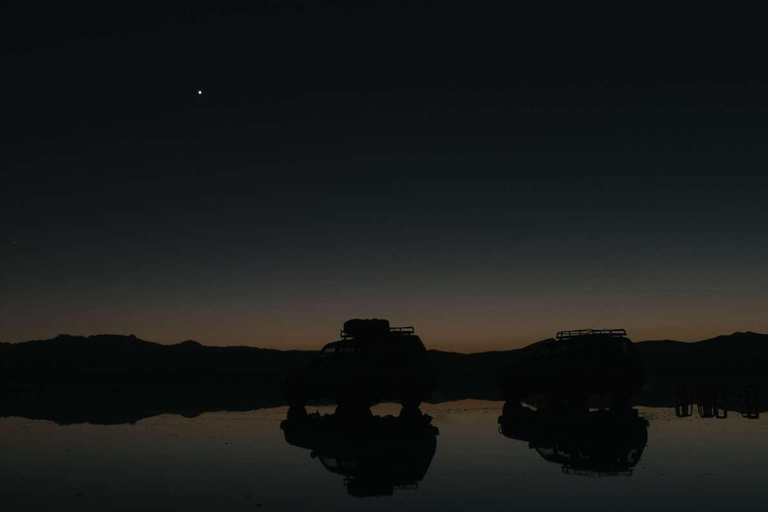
(286, 387), (306, 408)
(287, 404), (307, 419)
(610, 394), (632, 413)
(503, 400), (525, 416)
(399, 403), (422, 420)
(400, 393), (422, 409)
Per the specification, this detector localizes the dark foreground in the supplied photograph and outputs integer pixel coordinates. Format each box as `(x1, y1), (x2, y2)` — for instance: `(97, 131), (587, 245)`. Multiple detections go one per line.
(2, 401), (768, 511)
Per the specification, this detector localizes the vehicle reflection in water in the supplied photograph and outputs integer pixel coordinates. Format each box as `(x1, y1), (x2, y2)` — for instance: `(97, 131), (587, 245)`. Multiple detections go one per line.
(281, 405), (439, 497)
(498, 402), (649, 476)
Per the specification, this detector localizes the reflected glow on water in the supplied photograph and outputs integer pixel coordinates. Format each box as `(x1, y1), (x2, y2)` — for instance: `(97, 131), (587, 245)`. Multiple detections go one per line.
(2, 401), (768, 510)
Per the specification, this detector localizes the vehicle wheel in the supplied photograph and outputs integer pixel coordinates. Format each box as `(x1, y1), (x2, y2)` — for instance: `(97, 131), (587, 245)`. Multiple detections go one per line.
(610, 394), (632, 413)
(502, 400), (524, 416)
(399, 403), (422, 420)
(287, 404), (307, 419)
(564, 393), (588, 413)
(286, 390), (306, 409)
(400, 394), (422, 409)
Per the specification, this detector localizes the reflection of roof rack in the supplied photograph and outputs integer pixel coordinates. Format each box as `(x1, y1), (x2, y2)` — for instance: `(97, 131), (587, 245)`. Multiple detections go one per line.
(562, 466), (633, 477)
(340, 326), (415, 338)
(556, 329), (627, 340)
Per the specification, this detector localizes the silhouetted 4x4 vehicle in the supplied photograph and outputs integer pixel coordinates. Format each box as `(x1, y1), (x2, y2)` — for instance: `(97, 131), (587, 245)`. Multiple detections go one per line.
(284, 319), (434, 410)
(499, 329), (645, 412)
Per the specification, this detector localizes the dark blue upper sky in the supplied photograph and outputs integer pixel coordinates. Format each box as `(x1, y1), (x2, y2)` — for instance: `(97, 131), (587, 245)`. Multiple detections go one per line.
(2, 3), (767, 350)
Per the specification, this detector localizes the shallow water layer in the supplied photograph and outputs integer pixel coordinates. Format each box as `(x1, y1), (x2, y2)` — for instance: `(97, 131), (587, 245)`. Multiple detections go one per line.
(2, 401), (768, 511)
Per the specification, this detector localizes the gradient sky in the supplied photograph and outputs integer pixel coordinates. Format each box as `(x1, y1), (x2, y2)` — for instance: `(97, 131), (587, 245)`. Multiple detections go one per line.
(2, 3), (767, 351)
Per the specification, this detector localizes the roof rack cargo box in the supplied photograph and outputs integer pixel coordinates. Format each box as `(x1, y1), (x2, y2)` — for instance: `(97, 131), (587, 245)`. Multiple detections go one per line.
(340, 319), (416, 338)
(342, 318), (391, 338)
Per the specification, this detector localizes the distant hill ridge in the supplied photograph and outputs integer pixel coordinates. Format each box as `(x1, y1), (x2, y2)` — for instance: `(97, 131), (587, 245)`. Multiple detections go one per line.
(3, 331), (768, 375)
(0, 333), (315, 384)
(3, 330), (768, 390)
(6, 330), (767, 349)
(8, 333), (296, 350)
(2, 331), (768, 424)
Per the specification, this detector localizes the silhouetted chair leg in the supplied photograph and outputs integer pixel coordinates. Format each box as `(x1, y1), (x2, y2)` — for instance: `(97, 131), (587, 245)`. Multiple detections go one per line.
(674, 384), (692, 417)
(742, 384), (760, 419)
(287, 404), (307, 419)
(715, 383), (727, 419)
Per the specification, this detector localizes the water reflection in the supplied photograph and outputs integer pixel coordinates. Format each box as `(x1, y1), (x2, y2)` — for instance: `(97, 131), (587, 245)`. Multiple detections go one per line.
(498, 403), (649, 476)
(743, 383), (761, 419)
(695, 383), (729, 419)
(673, 382), (762, 419)
(281, 406), (439, 496)
(4, 401), (768, 510)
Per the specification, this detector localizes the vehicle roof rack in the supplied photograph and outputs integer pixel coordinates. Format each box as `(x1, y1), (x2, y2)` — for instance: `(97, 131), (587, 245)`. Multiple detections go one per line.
(340, 326), (415, 338)
(556, 328), (627, 340)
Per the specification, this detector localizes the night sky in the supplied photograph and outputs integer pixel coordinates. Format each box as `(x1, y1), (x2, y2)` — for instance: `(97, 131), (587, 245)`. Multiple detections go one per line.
(3, 3), (767, 350)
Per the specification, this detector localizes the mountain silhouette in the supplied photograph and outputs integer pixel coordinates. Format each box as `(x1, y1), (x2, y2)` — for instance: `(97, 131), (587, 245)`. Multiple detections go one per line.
(1, 331), (767, 423)
(0, 334), (314, 424)
(0, 334), (314, 382)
